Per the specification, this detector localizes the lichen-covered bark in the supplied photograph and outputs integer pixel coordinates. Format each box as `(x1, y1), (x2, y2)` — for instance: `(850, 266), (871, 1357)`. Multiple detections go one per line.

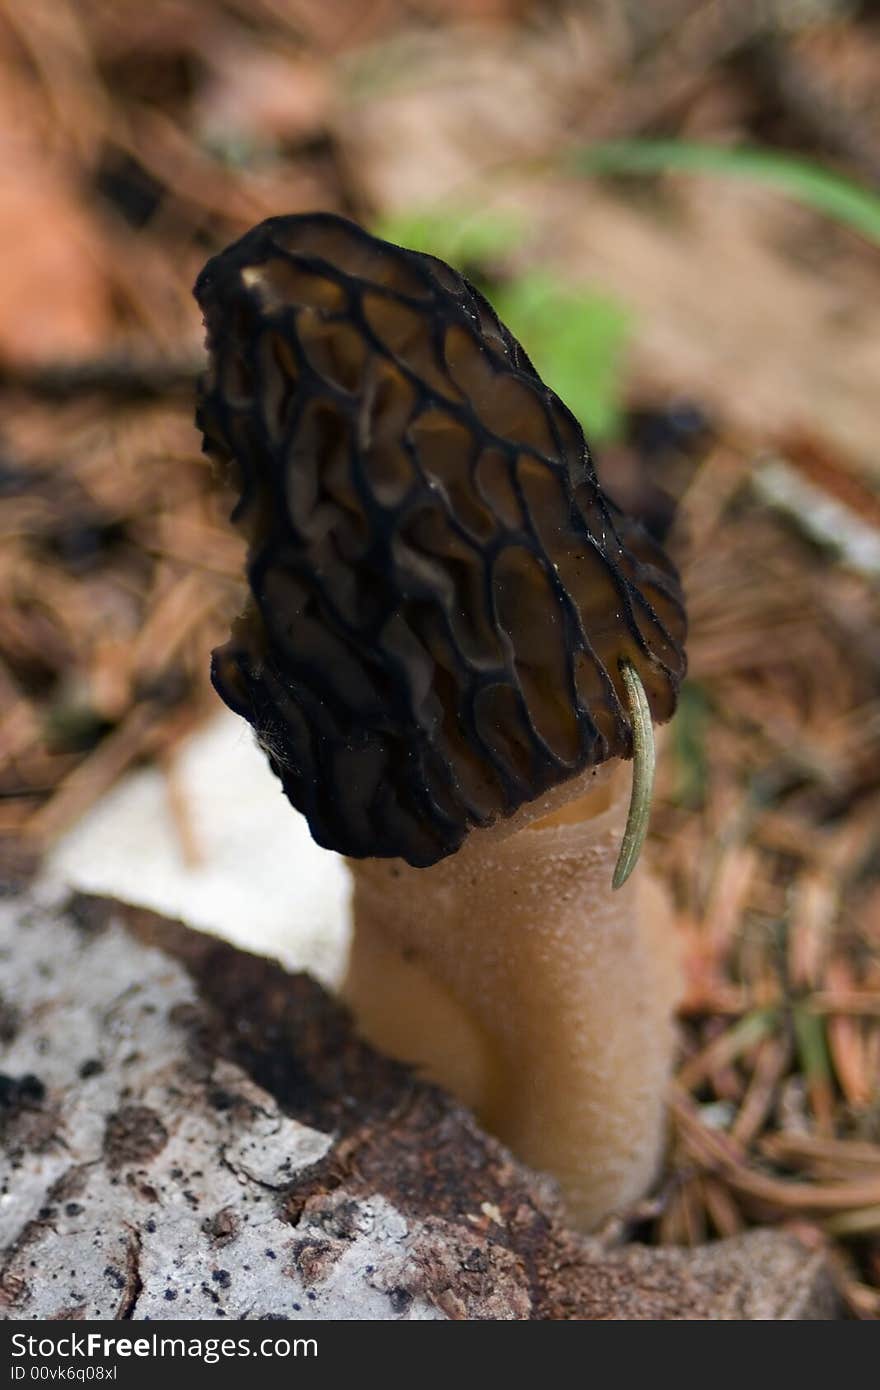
(0, 885), (836, 1320)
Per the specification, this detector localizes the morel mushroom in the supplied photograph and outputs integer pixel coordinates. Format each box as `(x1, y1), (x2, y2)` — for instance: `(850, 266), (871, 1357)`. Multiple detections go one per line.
(195, 213), (687, 1227)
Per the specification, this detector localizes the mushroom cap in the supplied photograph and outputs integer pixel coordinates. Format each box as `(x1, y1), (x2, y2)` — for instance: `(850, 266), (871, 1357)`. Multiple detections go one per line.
(195, 213), (687, 866)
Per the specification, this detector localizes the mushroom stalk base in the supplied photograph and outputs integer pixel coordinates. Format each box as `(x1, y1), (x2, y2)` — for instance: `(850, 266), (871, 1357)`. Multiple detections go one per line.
(342, 765), (680, 1231)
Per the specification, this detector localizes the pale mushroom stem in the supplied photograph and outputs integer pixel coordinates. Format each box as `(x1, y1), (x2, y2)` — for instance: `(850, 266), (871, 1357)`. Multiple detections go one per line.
(342, 764), (680, 1230)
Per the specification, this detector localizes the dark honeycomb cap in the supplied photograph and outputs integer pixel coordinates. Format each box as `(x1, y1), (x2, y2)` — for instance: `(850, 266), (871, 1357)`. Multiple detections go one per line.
(195, 212), (687, 866)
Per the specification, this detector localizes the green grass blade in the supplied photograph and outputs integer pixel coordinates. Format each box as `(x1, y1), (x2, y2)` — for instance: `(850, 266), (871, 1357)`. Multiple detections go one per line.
(572, 140), (880, 246)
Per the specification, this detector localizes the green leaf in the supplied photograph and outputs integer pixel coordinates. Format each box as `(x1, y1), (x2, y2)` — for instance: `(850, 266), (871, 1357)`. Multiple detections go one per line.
(374, 208), (632, 439)
(373, 206), (525, 267)
(493, 271), (631, 440)
(572, 139), (880, 246)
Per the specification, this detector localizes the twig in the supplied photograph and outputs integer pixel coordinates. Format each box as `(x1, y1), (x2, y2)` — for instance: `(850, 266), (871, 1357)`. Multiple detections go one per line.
(0, 356), (202, 400)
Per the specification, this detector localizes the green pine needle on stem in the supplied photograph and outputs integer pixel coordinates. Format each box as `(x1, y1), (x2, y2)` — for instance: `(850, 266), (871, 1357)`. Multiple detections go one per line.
(612, 660), (656, 891)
